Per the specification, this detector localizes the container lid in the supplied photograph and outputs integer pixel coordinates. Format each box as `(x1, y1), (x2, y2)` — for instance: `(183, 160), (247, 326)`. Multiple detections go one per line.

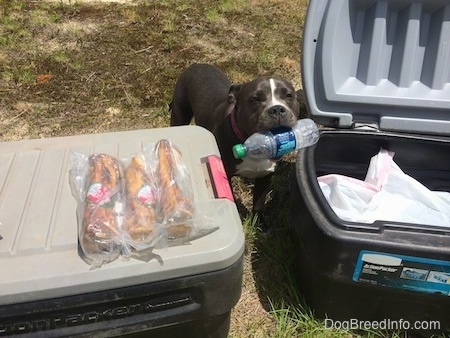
(0, 126), (244, 305)
(302, 0), (450, 136)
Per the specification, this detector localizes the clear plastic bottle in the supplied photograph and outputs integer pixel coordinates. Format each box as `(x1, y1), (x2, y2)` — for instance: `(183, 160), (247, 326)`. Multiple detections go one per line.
(232, 118), (319, 159)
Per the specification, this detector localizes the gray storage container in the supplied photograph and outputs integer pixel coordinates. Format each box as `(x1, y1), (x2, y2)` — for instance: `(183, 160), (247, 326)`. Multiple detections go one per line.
(0, 126), (244, 337)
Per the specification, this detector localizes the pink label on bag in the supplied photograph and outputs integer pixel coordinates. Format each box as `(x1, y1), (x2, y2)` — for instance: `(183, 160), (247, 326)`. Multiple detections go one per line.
(137, 184), (156, 206)
(86, 183), (111, 205)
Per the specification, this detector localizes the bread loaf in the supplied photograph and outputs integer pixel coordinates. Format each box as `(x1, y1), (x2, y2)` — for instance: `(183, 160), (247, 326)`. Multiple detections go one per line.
(81, 153), (122, 260)
(124, 155), (158, 243)
(155, 139), (193, 239)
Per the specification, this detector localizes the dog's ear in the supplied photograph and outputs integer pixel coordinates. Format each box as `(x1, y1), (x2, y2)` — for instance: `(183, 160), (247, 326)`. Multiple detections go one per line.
(228, 84), (242, 104)
(295, 89), (309, 118)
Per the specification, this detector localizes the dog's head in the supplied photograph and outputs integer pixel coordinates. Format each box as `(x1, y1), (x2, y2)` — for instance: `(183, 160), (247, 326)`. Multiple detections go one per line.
(227, 77), (300, 137)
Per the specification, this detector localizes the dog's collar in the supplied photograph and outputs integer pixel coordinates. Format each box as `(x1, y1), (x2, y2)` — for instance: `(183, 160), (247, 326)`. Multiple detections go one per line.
(228, 106), (247, 142)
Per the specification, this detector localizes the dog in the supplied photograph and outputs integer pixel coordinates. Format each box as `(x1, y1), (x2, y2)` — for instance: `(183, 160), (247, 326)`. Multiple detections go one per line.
(170, 63), (300, 216)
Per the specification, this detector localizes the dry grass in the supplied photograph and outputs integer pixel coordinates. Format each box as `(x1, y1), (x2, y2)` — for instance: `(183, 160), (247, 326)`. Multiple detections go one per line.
(0, 1), (309, 336)
(0, 0), (307, 141)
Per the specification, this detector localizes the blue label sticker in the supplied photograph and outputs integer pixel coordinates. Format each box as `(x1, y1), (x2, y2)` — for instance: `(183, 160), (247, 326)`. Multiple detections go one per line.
(272, 127), (296, 157)
(353, 250), (450, 296)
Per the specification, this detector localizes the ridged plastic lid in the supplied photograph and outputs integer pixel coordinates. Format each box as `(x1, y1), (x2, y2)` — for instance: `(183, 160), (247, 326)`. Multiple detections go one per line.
(302, 0), (450, 136)
(232, 144), (246, 159)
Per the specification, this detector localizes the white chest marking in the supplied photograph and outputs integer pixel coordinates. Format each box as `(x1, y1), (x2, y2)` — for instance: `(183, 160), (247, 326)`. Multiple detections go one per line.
(269, 78), (289, 109)
(235, 157), (276, 179)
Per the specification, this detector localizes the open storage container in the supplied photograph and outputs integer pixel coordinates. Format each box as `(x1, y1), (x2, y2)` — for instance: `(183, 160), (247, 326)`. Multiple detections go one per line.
(292, 0), (450, 332)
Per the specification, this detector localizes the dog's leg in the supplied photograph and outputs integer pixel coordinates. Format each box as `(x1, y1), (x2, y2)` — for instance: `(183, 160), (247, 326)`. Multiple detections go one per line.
(252, 174), (274, 220)
(169, 99), (193, 126)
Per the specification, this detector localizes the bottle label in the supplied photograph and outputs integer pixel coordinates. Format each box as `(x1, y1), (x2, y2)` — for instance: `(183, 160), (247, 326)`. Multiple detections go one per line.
(272, 127), (296, 157)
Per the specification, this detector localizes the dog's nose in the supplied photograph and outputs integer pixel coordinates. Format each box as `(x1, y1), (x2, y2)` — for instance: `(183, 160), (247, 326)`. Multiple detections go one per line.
(268, 105), (286, 116)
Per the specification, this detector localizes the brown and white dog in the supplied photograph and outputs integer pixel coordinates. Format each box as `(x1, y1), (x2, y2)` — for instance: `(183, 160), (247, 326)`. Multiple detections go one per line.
(170, 63), (300, 215)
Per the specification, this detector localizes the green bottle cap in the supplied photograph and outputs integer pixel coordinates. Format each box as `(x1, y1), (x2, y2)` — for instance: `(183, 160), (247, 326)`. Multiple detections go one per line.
(232, 144), (246, 159)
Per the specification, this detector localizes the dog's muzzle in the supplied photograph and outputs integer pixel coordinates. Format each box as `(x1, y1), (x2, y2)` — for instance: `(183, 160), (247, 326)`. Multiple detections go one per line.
(268, 105), (287, 117)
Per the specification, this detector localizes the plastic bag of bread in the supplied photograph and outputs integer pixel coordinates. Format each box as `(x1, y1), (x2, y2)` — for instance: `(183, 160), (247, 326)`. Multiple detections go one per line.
(121, 153), (164, 253)
(151, 139), (218, 246)
(69, 152), (125, 269)
(154, 139), (195, 242)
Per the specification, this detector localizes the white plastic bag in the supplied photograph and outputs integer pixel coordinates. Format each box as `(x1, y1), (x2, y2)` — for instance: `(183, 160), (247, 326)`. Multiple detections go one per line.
(318, 149), (450, 227)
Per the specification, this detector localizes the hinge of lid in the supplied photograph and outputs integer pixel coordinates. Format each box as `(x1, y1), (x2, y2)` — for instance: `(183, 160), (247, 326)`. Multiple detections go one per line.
(353, 122), (380, 131)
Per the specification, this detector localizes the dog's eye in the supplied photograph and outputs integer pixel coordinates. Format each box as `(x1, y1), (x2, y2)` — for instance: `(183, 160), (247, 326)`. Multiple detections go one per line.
(286, 93), (293, 99)
(251, 96), (261, 103)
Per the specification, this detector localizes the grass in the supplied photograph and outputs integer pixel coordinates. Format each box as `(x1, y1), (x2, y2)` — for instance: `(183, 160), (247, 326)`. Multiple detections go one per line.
(0, 1), (448, 337)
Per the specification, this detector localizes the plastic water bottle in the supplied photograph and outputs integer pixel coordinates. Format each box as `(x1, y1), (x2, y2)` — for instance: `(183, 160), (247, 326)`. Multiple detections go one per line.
(232, 118), (319, 159)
